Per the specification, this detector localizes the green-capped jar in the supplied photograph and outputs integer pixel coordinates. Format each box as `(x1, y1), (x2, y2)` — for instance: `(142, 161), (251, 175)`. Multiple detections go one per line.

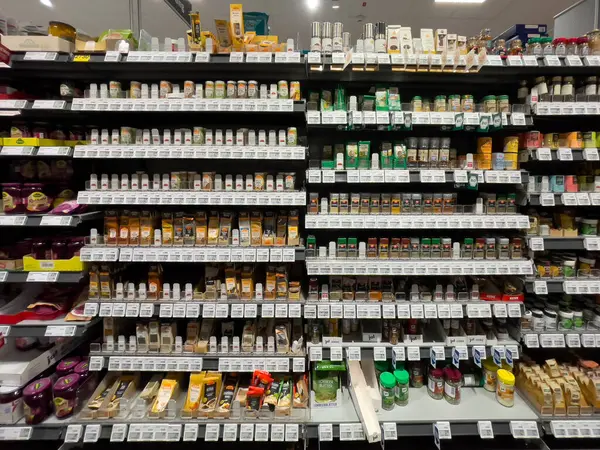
(380, 372), (397, 411)
(497, 95), (510, 112)
(434, 95), (447, 112)
(482, 95), (497, 113)
(448, 94), (461, 112)
(412, 96), (423, 112)
(393, 369), (410, 406)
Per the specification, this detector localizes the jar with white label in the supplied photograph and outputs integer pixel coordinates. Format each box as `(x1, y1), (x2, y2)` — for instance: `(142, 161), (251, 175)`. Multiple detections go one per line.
(531, 309), (544, 332)
(561, 76), (574, 96)
(585, 76), (598, 96)
(544, 308), (558, 330)
(443, 367), (462, 405)
(558, 309), (573, 330)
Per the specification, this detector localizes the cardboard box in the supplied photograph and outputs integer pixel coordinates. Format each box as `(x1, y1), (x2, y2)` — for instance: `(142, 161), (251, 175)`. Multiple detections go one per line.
(0, 36), (73, 53)
(3, 138), (65, 147)
(75, 37), (136, 53)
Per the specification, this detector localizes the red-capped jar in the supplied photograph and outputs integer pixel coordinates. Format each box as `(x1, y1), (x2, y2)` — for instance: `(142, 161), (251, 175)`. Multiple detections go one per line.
(567, 37), (579, 55)
(444, 367), (462, 405)
(578, 36), (590, 56)
(553, 37), (568, 56)
(428, 368), (444, 400)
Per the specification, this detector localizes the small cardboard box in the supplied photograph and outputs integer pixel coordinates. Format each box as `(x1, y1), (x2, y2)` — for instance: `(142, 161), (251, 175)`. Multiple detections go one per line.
(75, 38), (136, 53)
(0, 36), (73, 53)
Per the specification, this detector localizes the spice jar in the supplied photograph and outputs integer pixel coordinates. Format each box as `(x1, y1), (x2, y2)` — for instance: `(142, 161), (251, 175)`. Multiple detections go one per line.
(53, 373), (81, 418)
(567, 37), (579, 55)
(578, 36), (590, 56)
(461, 95), (474, 112)
(434, 95), (447, 112)
(0, 385), (23, 425)
(380, 372), (397, 411)
(496, 369), (515, 407)
(558, 309), (573, 330)
(427, 368), (444, 400)
(497, 95), (510, 112)
(550, 76), (562, 96)
(448, 95), (461, 112)
(587, 30), (600, 55)
(23, 378), (53, 425)
(494, 39), (507, 57)
(509, 39), (523, 55)
(482, 95), (497, 113)
(410, 362), (424, 388)
(443, 367), (462, 405)
(394, 369), (410, 406)
(553, 37), (568, 56)
(531, 309), (544, 332)
(482, 358), (499, 391)
(544, 308), (558, 330)
(528, 37), (542, 56)
(541, 37), (554, 55)
(2, 183), (23, 214)
(389, 325), (399, 345)
(561, 76), (574, 96)
(412, 96), (423, 112)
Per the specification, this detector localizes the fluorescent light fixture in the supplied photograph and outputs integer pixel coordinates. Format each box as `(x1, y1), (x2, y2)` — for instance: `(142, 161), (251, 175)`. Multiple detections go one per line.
(306, 0), (320, 10)
(332, 4), (340, 8)
(332, 0), (340, 8)
(40, 0), (54, 7)
(435, 0), (486, 3)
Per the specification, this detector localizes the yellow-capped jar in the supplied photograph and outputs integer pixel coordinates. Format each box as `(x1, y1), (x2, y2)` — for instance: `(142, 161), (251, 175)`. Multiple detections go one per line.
(496, 369), (515, 407)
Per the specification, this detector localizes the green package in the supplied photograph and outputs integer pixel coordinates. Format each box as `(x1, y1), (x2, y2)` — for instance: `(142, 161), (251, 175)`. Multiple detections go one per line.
(312, 370), (340, 403)
(358, 141), (371, 169)
(334, 85), (346, 111)
(388, 89), (401, 111)
(346, 142), (358, 169)
(380, 142), (393, 169)
(393, 142), (407, 169)
(375, 90), (389, 111)
(321, 90), (333, 112)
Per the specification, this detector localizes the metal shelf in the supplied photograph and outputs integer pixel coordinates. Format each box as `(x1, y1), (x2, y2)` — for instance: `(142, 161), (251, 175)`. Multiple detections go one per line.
(5, 317), (99, 338)
(536, 237), (586, 251)
(0, 271), (85, 284)
(0, 212), (102, 227)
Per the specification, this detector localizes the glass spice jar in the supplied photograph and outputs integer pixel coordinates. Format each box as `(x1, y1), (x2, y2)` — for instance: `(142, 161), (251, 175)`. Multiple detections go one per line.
(578, 36), (590, 56)
(380, 372), (397, 411)
(448, 95), (461, 112)
(550, 76), (562, 96)
(461, 95), (474, 112)
(410, 362), (424, 388)
(567, 37), (579, 55)
(497, 95), (510, 112)
(412, 96), (423, 112)
(588, 30), (600, 55)
(561, 76), (574, 96)
(434, 95), (447, 112)
(585, 76), (597, 96)
(541, 37), (554, 55)
(443, 367), (462, 405)
(528, 37), (542, 56)
(494, 39), (507, 57)
(509, 39), (523, 55)
(389, 326), (399, 345)
(553, 37), (568, 56)
(427, 368), (444, 400)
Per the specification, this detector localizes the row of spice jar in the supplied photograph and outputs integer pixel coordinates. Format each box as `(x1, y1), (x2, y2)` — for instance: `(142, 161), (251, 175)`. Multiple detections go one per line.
(520, 76), (600, 100)
(86, 79), (301, 101)
(2, 183), (76, 214)
(492, 36), (595, 58)
(411, 94), (510, 113)
(527, 209), (600, 238)
(7, 160), (73, 182)
(5, 123), (86, 140)
(0, 237), (85, 261)
(534, 253), (598, 279)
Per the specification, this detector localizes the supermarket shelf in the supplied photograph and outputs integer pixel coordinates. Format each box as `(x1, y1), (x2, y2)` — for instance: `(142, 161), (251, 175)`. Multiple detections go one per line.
(305, 214), (530, 230)
(6, 52), (308, 81)
(0, 271), (85, 283)
(0, 146), (73, 157)
(542, 418), (600, 437)
(528, 192), (600, 207)
(80, 246), (305, 263)
(377, 388), (539, 437)
(3, 317), (100, 338)
(525, 278), (600, 295)
(306, 169), (527, 184)
(76, 190), (306, 206)
(528, 236), (586, 251)
(305, 259), (534, 276)
(82, 300), (521, 320)
(308, 340), (520, 362)
(515, 329), (600, 349)
(0, 212), (102, 227)
(89, 352), (306, 373)
(82, 300), (304, 319)
(0, 336), (86, 386)
(527, 148), (589, 162)
(73, 145), (307, 160)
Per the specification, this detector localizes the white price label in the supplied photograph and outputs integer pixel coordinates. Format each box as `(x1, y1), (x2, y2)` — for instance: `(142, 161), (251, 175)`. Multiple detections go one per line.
(310, 346), (323, 361)
(84, 425), (101, 443)
(478, 421), (494, 439)
(204, 424), (220, 442)
(239, 424), (254, 442)
(183, 424), (198, 442)
(271, 424), (285, 442)
(222, 424), (237, 441)
(529, 237), (544, 252)
(510, 421), (539, 439)
(44, 325), (77, 337)
(255, 424), (269, 442)
(434, 422), (452, 440)
(64, 425), (83, 443)
(285, 424), (299, 442)
(319, 424), (333, 442)
(347, 347), (361, 361)
(533, 281), (548, 295)
(110, 424), (127, 442)
(383, 423), (398, 440)
(558, 147), (573, 161)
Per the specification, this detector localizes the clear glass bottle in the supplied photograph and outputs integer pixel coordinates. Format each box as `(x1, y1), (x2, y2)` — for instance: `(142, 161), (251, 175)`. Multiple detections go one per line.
(553, 37), (568, 56)
(380, 372), (397, 411)
(427, 368), (444, 400)
(586, 76), (598, 96)
(443, 367), (462, 405)
(394, 370), (410, 406)
(541, 37), (554, 55)
(567, 38), (579, 55)
(509, 39), (523, 55)
(528, 37), (542, 56)
(578, 36), (590, 56)
(561, 76), (574, 96)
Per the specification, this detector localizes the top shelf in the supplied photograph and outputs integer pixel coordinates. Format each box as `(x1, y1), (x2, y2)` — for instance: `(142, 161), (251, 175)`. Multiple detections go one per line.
(4, 52), (600, 83)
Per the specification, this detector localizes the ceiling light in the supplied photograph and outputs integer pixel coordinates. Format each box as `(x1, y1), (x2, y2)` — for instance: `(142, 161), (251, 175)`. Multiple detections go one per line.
(40, 0), (54, 7)
(306, 0), (320, 10)
(435, 0), (486, 3)
(332, 0), (340, 8)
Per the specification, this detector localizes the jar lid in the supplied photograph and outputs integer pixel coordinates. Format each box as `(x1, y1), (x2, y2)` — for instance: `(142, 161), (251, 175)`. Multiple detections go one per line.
(448, 369), (462, 383)
(554, 37), (568, 44)
(413, 96), (422, 100)
(497, 95), (509, 100)
(544, 309), (558, 317)
(578, 36), (589, 44)
(56, 356), (81, 373)
(482, 95), (496, 101)
(528, 37), (539, 44)
(482, 357), (499, 371)
(53, 373), (81, 393)
(497, 369), (515, 385)
(531, 308), (544, 317)
(375, 361), (389, 372)
(24, 377), (52, 396)
(568, 37), (579, 44)
(462, 94), (474, 99)
(393, 369), (410, 384)
(435, 95), (446, 100)
(430, 368), (444, 378)
(380, 372), (397, 389)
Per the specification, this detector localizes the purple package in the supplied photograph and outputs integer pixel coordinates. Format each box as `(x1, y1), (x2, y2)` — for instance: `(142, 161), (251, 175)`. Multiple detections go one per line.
(49, 200), (86, 215)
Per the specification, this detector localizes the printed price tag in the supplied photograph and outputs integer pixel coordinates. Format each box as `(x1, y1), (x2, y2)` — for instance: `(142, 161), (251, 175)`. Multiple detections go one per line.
(434, 422), (452, 440)
(255, 424), (269, 442)
(383, 423), (398, 440)
(310, 346), (323, 361)
(84, 425), (101, 443)
(222, 424), (237, 441)
(510, 421), (540, 439)
(182, 424), (198, 442)
(271, 424), (285, 441)
(478, 421), (494, 439)
(285, 424), (299, 442)
(319, 424), (333, 442)
(529, 237), (544, 252)
(205, 424), (220, 442)
(347, 347), (361, 361)
(45, 325), (77, 337)
(407, 346), (420, 361)
(558, 147), (573, 161)
(330, 346), (343, 361)
(533, 280), (548, 295)
(64, 425), (83, 443)
(110, 424), (127, 442)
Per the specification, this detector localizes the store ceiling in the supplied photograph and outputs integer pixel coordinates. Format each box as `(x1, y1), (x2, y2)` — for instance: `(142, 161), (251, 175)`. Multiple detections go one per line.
(1, 0), (580, 42)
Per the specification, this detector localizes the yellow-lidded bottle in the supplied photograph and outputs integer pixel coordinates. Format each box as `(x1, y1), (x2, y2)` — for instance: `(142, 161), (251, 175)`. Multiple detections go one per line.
(496, 368), (515, 407)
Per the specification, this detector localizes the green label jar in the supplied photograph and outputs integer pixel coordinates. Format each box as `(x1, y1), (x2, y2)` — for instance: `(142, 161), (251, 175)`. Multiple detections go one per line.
(394, 369), (410, 406)
(380, 372), (396, 411)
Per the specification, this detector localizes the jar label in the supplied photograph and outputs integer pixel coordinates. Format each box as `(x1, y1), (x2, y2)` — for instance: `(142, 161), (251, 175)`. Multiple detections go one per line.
(27, 191), (50, 212)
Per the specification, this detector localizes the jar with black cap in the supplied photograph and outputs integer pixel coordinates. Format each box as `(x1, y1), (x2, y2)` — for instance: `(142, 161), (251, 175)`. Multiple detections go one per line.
(544, 308), (558, 330)
(322, 22), (333, 54)
(375, 22), (386, 53)
(429, 137), (440, 167)
(585, 76), (598, 96)
(531, 309), (544, 332)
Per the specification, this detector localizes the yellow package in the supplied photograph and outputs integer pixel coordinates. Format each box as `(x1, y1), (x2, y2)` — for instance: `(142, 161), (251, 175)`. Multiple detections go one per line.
(183, 372), (206, 413)
(287, 211), (299, 246)
(265, 268), (276, 300)
(229, 4), (244, 50)
(151, 378), (179, 414)
(218, 212), (233, 246)
(276, 213), (287, 246)
(195, 212), (207, 245)
(208, 213), (219, 245)
(215, 19), (231, 48)
(250, 212), (262, 246)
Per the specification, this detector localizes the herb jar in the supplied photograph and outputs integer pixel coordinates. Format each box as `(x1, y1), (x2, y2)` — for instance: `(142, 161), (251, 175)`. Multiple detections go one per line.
(553, 37), (568, 56)
(572, 308), (584, 330)
(389, 325), (399, 345)
(528, 38), (542, 56)
(578, 36), (590, 56)
(550, 76), (562, 96)
(443, 368), (462, 405)
(482, 358), (499, 391)
(567, 37), (579, 55)
(410, 362), (424, 388)
(558, 309), (573, 330)
(586, 76), (598, 96)
(482, 95), (497, 113)
(564, 259), (576, 278)
(497, 95), (510, 112)
(394, 370), (410, 406)
(427, 368), (444, 400)
(412, 96), (423, 112)
(434, 95), (447, 112)
(380, 372), (397, 411)
(541, 37), (554, 55)
(461, 95), (474, 112)
(581, 218), (598, 235)
(531, 309), (544, 332)
(448, 95), (461, 112)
